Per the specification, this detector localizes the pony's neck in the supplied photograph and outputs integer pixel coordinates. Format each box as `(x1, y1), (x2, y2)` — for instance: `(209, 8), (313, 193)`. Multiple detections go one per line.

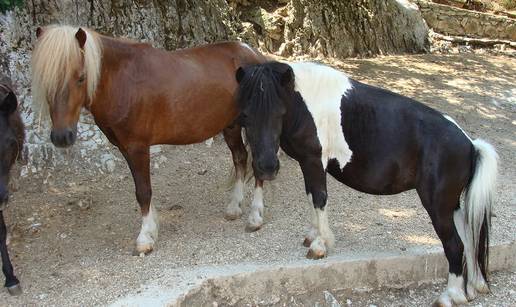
(88, 36), (149, 110)
(282, 92), (308, 136)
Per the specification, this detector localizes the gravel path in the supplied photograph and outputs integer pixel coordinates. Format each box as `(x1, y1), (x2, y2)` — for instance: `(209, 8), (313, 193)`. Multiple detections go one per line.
(1, 53), (514, 306)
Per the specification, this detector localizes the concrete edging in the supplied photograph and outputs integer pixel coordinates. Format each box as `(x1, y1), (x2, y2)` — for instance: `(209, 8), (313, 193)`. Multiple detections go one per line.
(111, 241), (515, 306)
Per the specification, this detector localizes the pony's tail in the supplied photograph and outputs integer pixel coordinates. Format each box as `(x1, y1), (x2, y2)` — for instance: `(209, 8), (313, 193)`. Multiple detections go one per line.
(460, 139), (498, 293)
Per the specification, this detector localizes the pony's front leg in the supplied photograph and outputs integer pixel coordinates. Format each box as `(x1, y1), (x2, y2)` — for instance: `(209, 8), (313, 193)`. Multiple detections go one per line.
(300, 158), (334, 259)
(0, 211), (21, 295)
(302, 204), (318, 247)
(223, 125), (248, 220)
(246, 179), (264, 232)
(122, 146), (159, 255)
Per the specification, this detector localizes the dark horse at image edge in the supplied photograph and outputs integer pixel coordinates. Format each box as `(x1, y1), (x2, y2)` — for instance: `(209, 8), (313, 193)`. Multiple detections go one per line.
(0, 74), (25, 295)
(235, 61), (498, 307)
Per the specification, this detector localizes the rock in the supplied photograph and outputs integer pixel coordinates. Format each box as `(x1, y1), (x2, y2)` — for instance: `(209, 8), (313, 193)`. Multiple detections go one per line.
(28, 223), (42, 234)
(77, 200), (90, 211)
(100, 153), (117, 173)
(197, 169), (208, 175)
(323, 290), (341, 307)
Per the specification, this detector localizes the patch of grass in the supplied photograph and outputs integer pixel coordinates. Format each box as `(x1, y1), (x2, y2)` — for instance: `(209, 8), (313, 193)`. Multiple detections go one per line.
(0, 0), (23, 13)
(500, 0), (516, 9)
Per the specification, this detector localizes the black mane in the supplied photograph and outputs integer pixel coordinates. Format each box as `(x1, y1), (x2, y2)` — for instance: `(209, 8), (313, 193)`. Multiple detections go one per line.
(236, 61), (292, 123)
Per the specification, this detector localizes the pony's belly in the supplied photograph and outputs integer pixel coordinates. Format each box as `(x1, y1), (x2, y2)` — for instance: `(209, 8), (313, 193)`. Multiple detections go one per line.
(327, 158), (416, 195)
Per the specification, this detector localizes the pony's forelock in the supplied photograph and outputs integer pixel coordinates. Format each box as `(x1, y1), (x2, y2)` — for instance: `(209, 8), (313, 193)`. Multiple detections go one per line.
(237, 62), (291, 121)
(31, 25), (102, 124)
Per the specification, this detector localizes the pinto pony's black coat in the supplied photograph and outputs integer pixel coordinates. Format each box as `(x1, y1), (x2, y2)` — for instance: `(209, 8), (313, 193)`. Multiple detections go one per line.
(236, 61), (497, 304)
(0, 74), (24, 295)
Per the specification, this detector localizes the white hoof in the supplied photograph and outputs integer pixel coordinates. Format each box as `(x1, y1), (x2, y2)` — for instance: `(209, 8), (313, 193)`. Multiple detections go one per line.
(224, 204), (242, 220)
(467, 275), (489, 300)
(307, 237), (327, 259)
(134, 205), (159, 255)
(246, 212), (263, 232)
(435, 273), (468, 306)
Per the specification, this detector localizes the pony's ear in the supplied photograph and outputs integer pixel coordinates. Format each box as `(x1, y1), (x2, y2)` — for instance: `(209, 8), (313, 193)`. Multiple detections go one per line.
(280, 66), (294, 86)
(236, 67), (245, 83)
(0, 91), (17, 115)
(36, 27), (44, 39)
(75, 28), (87, 49)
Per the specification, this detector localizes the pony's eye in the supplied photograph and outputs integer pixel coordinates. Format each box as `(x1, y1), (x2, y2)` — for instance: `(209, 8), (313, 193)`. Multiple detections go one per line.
(78, 74), (86, 83)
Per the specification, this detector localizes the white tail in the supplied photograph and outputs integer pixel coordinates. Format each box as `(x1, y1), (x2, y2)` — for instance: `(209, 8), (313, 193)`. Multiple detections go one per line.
(455, 138), (498, 297)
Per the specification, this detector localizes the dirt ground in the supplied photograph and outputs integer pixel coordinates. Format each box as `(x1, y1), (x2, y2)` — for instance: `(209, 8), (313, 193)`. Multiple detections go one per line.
(1, 53), (515, 306)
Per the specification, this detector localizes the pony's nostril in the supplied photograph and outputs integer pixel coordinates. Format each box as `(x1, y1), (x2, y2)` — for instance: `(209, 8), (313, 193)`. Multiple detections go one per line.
(50, 128), (76, 147)
(66, 130), (75, 144)
(258, 159), (279, 174)
(50, 130), (57, 144)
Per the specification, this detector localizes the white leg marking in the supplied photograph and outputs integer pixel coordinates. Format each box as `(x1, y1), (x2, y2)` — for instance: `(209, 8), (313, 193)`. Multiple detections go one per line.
(136, 204), (159, 254)
(224, 179), (244, 220)
(315, 207), (335, 247)
(246, 185), (264, 231)
(435, 273), (468, 307)
(304, 196), (318, 244)
(308, 203), (335, 258)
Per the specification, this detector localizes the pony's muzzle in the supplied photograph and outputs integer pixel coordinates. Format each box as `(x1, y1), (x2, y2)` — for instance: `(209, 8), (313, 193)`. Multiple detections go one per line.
(254, 158), (280, 181)
(50, 127), (77, 148)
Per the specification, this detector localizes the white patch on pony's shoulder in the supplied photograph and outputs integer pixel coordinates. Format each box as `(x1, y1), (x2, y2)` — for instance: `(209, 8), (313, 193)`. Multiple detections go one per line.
(443, 115), (472, 142)
(289, 62), (353, 170)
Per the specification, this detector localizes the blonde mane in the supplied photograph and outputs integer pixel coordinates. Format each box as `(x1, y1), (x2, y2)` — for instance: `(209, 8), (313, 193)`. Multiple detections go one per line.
(31, 25), (102, 119)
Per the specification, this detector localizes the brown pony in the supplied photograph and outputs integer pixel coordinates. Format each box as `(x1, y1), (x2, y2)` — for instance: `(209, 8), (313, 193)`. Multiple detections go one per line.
(31, 25), (266, 255)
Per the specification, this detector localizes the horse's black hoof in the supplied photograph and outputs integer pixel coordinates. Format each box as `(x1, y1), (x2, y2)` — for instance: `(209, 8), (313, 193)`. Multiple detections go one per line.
(7, 284), (22, 296)
(302, 237), (312, 247)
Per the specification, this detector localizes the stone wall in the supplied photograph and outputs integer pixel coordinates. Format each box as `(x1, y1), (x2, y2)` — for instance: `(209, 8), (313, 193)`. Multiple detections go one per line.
(0, 0), (429, 176)
(417, 1), (516, 41)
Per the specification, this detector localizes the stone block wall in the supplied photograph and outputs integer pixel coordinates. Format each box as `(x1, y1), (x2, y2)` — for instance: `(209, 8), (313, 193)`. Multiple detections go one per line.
(417, 1), (516, 41)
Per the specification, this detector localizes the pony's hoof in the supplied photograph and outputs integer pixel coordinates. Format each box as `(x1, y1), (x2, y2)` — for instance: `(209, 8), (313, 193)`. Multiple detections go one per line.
(306, 248), (326, 259)
(133, 244), (154, 256)
(7, 284), (22, 296)
(224, 207), (242, 221)
(434, 286), (468, 307)
(302, 237), (313, 247)
(245, 223), (262, 233)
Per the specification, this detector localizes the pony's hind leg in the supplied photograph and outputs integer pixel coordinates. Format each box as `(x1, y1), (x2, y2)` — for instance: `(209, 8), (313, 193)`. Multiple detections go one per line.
(122, 146), (158, 255)
(418, 188), (467, 307)
(223, 125), (248, 220)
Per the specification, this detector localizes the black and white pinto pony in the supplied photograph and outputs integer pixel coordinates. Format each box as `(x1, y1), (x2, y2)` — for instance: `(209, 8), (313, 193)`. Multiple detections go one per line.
(234, 61), (498, 306)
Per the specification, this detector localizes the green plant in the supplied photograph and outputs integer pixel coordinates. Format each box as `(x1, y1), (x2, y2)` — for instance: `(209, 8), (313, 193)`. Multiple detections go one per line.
(0, 0), (23, 13)
(501, 0), (516, 9)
